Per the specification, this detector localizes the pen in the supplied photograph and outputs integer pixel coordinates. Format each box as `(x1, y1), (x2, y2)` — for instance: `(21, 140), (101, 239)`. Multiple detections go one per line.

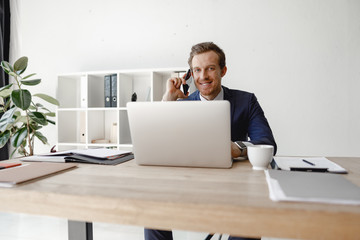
(302, 159), (315, 166)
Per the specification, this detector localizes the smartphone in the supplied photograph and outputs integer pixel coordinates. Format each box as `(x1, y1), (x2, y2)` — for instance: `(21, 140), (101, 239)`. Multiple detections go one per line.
(183, 69), (192, 95)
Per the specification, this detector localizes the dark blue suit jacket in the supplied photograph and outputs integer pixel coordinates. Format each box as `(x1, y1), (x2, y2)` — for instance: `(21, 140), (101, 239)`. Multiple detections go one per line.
(182, 86), (277, 154)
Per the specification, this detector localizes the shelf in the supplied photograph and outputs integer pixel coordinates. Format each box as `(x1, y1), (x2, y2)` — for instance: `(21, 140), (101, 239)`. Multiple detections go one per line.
(88, 72), (117, 108)
(119, 72), (152, 107)
(57, 68), (187, 151)
(57, 110), (86, 144)
(57, 75), (85, 108)
(87, 110), (118, 144)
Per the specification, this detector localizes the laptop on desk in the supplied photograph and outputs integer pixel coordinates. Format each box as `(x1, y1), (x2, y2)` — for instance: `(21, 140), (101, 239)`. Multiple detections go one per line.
(127, 101), (232, 168)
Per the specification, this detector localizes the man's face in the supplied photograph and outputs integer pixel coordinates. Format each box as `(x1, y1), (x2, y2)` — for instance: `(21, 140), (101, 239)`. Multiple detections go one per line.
(191, 51), (227, 100)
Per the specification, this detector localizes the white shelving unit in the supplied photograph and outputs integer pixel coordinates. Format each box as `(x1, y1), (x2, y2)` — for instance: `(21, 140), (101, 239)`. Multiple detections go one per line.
(56, 68), (193, 151)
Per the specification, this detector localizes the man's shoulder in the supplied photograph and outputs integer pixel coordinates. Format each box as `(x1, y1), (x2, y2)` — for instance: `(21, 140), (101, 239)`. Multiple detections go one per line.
(222, 86), (255, 100)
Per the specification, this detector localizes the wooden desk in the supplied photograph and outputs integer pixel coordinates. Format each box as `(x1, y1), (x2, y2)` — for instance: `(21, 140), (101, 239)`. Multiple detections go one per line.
(0, 157), (359, 239)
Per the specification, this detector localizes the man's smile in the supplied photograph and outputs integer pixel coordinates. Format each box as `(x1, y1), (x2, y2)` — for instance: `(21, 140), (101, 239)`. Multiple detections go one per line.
(199, 81), (212, 86)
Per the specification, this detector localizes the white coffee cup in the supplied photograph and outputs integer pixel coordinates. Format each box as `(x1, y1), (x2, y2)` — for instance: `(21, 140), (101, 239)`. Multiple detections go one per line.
(247, 145), (274, 170)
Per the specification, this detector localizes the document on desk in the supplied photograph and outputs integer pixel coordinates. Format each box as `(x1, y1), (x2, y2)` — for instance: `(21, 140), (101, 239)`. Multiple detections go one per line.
(265, 169), (360, 205)
(273, 156), (347, 173)
(21, 148), (134, 165)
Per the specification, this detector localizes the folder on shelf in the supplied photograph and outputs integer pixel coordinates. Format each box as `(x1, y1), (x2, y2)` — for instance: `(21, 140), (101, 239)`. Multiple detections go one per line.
(104, 75), (111, 107)
(111, 74), (117, 107)
(0, 162), (77, 187)
(272, 157), (347, 174)
(265, 169), (360, 205)
(21, 148), (134, 165)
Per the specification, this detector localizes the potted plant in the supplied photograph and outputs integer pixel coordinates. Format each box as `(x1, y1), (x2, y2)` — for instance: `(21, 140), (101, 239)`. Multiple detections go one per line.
(0, 56), (59, 156)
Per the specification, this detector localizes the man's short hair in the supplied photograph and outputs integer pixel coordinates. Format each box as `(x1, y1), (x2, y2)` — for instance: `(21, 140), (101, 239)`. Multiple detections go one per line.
(188, 42), (226, 69)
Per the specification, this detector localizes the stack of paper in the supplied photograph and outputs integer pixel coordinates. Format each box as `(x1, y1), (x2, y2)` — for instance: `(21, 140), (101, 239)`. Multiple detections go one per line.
(265, 169), (360, 205)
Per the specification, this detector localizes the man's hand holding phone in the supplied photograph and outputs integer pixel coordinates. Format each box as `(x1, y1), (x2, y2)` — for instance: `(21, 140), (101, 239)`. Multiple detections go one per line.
(162, 70), (191, 101)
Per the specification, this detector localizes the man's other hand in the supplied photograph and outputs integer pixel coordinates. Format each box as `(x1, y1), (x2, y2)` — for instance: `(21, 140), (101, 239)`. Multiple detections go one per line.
(231, 142), (242, 158)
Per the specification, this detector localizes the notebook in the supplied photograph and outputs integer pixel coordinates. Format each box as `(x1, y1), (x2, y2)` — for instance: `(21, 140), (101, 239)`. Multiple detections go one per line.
(265, 169), (360, 205)
(0, 162), (77, 187)
(127, 101), (232, 168)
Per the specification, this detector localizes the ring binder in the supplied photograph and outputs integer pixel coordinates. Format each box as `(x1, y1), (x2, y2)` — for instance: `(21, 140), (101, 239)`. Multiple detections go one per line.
(104, 75), (111, 107)
(111, 74), (117, 107)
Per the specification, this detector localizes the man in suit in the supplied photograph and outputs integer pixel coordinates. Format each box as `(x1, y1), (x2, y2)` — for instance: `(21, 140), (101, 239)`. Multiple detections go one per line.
(146, 42), (277, 240)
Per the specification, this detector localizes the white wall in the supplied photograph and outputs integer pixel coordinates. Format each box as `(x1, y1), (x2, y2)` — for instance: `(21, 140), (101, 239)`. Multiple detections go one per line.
(10, 0), (360, 157)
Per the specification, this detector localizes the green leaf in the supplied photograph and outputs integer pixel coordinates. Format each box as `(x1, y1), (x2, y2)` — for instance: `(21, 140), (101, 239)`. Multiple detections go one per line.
(11, 127), (28, 148)
(9, 71), (18, 77)
(18, 68), (27, 75)
(17, 147), (28, 156)
(34, 131), (48, 144)
(0, 83), (13, 92)
(0, 107), (16, 132)
(33, 93), (60, 106)
(0, 89), (12, 98)
(41, 107), (51, 113)
(28, 111), (48, 125)
(44, 112), (56, 117)
(13, 111), (21, 118)
(10, 147), (17, 158)
(47, 119), (55, 125)
(31, 124), (42, 131)
(13, 56), (28, 72)
(1, 61), (13, 74)
(0, 130), (11, 148)
(21, 79), (41, 86)
(12, 111), (26, 124)
(29, 105), (37, 110)
(22, 73), (37, 80)
(11, 89), (32, 110)
(4, 100), (11, 110)
(15, 115), (27, 124)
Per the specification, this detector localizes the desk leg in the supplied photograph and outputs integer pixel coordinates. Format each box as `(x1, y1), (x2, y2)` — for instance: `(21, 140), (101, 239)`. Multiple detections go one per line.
(68, 220), (93, 240)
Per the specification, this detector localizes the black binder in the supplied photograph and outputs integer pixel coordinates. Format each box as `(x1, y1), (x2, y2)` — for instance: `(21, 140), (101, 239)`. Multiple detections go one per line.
(111, 74), (117, 107)
(104, 75), (111, 107)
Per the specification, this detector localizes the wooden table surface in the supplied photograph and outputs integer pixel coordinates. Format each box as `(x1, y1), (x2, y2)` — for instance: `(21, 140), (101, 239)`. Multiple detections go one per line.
(0, 157), (359, 239)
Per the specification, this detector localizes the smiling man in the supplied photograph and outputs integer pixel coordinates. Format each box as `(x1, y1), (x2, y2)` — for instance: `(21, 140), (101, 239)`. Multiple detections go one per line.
(161, 42), (277, 160)
(147, 42), (277, 240)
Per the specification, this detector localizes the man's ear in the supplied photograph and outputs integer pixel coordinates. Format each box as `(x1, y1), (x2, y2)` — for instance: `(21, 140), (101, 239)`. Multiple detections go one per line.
(221, 66), (227, 77)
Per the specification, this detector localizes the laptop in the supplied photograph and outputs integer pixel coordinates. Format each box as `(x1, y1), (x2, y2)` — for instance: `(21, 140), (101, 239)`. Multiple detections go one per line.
(127, 101), (232, 168)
